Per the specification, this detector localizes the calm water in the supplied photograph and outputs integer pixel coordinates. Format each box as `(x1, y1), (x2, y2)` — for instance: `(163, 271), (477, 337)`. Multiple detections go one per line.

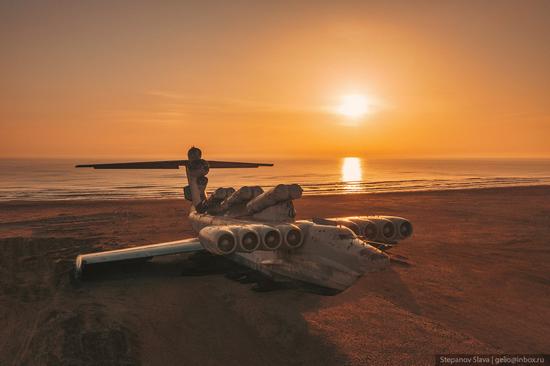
(1, 158), (550, 201)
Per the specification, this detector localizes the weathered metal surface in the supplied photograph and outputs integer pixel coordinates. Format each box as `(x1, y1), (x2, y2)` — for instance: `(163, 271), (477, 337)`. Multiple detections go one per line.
(75, 238), (203, 277)
(74, 147), (412, 292)
(187, 212), (390, 291)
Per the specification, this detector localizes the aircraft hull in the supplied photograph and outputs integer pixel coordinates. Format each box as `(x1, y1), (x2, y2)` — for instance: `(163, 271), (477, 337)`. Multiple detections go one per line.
(229, 251), (363, 291)
(189, 211), (390, 291)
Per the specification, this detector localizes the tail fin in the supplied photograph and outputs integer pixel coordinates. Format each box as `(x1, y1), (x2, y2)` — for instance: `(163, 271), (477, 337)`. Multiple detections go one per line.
(76, 146), (273, 212)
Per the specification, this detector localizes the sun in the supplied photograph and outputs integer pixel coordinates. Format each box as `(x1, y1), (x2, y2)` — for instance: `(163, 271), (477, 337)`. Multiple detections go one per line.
(337, 94), (369, 118)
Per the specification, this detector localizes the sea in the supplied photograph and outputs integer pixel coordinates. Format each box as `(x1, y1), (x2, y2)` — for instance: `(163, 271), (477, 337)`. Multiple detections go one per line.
(1, 158), (550, 201)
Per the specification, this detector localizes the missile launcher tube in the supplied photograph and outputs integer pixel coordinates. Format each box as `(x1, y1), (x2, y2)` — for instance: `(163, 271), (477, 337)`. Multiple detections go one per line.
(247, 184), (303, 214)
(221, 186), (264, 211)
(205, 187), (235, 211)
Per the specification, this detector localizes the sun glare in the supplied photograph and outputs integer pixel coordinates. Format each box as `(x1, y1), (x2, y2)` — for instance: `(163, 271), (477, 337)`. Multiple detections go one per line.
(342, 157), (362, 182)
(337, 94), (369, 118)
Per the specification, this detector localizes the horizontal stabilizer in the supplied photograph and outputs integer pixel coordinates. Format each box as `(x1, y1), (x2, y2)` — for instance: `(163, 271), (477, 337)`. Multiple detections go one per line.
(76, 160), (273, 169)
(76, 160), (185, 169)
(208, 161), (273, 168)
(75, 238), (203, 278)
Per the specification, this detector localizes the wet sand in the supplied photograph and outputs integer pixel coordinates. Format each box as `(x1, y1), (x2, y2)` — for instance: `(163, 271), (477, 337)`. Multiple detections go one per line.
(1, 186), (549, 365)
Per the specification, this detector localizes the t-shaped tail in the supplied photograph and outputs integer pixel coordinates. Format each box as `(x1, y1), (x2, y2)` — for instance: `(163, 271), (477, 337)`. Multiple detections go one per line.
(75, 146), (274, 212)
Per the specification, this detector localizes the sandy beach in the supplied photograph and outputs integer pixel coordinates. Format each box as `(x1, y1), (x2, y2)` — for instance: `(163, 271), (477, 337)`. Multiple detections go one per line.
(1, 186), (549, 365)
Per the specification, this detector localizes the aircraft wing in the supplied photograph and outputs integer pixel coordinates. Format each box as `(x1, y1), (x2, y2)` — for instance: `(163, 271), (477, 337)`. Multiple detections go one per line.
(75, 238), (203, 278)
(75, 160), (273, 169)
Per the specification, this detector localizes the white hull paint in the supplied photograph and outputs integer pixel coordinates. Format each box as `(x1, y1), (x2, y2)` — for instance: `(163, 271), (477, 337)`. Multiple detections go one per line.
(189, 210), (390, 291)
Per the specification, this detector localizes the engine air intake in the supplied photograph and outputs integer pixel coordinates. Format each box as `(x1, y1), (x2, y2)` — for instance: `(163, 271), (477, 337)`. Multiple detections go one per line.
(399, 221), (413, 238)
(241, 232), (259, 251)
(382, 221), (395, 239)
(276, 224), (304, 249)
(264, 230), (282, 250)
(363, 222), (378, 240)
(218, 233), (236, 253)
(286, 228), (302, 247)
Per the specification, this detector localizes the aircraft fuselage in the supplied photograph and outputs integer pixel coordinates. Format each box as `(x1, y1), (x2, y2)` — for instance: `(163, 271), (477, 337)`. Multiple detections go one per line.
(188, 211), (389, 291)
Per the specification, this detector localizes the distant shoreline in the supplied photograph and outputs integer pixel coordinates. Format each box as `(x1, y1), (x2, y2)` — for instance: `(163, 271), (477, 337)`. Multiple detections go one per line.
(1, 184), (549, 205)
(2, 157), (549, 201)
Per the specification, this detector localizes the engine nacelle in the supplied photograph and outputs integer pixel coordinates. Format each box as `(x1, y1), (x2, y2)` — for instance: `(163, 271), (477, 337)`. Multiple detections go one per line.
(331, 217), (378, 240)
(277, 224), (304, 249)
(229, 226), (261, 252)
(380, 216), (413, 240)
(198, 226), (237, 255)
(321, 215), (412, 243)
(333, 219), (361, 236)
(344, 217), (395, 242)
(366, 217), (397, 242)
(248, 224), (282, 251)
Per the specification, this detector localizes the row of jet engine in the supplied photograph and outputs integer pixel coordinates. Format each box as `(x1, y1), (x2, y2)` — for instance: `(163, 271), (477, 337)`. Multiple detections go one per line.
(198, 223), (304, 255)
(324, 216), (413, 244)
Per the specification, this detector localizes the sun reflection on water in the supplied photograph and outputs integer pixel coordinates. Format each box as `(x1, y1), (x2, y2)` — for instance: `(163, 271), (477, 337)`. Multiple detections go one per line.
(341, 157), (363, 191)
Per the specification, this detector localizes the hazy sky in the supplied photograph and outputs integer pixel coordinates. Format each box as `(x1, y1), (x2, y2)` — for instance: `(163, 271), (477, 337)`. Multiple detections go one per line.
(1, 1), (550, 158)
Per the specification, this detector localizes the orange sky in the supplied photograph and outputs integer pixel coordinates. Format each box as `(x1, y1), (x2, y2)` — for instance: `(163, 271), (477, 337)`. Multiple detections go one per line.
(1, 1), (550, 159)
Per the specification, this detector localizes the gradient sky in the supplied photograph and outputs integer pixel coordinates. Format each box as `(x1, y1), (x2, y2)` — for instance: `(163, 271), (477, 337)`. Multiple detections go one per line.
(1, 1), (550, 159)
